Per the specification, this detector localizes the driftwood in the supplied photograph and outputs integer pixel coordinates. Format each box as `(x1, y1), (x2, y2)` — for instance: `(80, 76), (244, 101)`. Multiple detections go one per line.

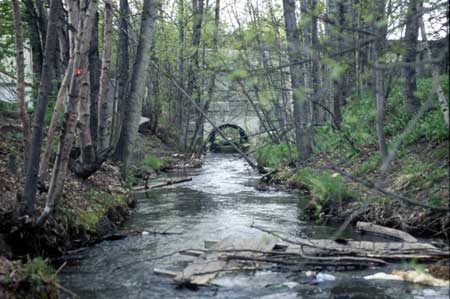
(153, 225), (449, 287)
(155, 237), (389, 287)
(356, 221), (418, 242)
(133, 177), (192, 193)
(251, 225), (448, 261)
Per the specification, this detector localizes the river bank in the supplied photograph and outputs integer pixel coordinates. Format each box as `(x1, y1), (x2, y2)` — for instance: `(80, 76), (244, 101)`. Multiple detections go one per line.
(58, 153), (449, 299)
(257, 141), (449, 240)
(0, 110), (199, 298)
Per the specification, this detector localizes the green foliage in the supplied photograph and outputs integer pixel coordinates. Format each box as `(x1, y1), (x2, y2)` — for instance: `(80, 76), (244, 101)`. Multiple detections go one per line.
(354, 153), (380, 175)
(290, 168), (353, 221)
(341, 90), (376, 145)
(23, 257), (56, 284)
(0, 1), (15, 62)
(307, 173), (353, 204)
(255, 143), (296, 168)
(142, 154), (173, 171)
(60, 190), (128, 234)
(385, 75), (449, 144)
(292, 168), (353, 204)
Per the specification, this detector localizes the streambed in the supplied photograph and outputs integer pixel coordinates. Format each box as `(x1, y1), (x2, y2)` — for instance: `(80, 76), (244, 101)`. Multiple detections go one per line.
(59, 154), (448, 298)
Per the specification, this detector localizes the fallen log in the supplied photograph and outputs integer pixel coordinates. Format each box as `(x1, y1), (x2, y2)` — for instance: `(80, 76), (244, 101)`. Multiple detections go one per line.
(133, 177), (192, 192)
(356, 221), (418, 242)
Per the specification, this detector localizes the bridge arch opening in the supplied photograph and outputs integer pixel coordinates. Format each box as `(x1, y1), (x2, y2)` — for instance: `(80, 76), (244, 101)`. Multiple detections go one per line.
(207, 124), (249, 153)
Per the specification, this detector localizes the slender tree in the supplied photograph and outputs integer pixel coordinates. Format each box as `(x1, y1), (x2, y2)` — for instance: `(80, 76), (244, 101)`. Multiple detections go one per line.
(11, 0), (31, 165)
(282, 0), (313, 159)
(89, 13), (101, 143)
(97, 0), (114, 153)
(21, 0), (61, 217)
(37, 0), (98, 224)
(113, 0), (130, 149)
(182, 0), (204, 150)
(419, 14), (449, 126)
(373, 0), (388, 167)
(403, 0), (420, 115)
(115, 0), (158, 177)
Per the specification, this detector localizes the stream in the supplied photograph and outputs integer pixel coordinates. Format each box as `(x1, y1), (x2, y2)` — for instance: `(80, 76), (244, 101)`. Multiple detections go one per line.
(59, 154), (448, 298)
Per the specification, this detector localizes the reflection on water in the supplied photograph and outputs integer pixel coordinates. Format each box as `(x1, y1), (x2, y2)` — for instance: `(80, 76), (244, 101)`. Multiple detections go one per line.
(59, 154), (449, 298)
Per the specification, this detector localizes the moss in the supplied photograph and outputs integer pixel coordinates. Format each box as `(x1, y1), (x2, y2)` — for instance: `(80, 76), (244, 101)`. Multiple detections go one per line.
(63, 190), (128, 235)
(74, 209), (100, 233)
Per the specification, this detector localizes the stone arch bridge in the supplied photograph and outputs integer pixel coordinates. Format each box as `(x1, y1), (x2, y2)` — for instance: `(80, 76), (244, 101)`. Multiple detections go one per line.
(199, 80), (262, 145)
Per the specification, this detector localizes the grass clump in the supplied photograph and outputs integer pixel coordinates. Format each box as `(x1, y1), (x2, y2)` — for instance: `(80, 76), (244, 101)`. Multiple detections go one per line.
(290, 168), (354, 221)
(142, 154), (173, 171)
(23, 257), (55, 282)
(292, 168), (353, 203)
(256, 143), (296, 168)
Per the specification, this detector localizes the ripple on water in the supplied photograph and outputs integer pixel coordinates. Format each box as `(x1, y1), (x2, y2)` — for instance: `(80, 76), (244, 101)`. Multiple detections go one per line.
(59, 153), (448, 299)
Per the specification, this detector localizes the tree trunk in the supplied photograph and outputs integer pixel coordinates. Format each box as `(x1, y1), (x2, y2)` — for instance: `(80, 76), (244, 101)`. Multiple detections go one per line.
(20, 0), (60, 217)
(403, 0), (420, 115)
(373, 0), (388, 167)
(115, 0), (158, 177)
(89, 12), (101, 143)
(176, 0), (185, 148)
(310, 0), (321, 125)
(97, 0), (114, 153)
(283, 0), (312, 159)
(12, 0), (32, 166)
(182, 0), (204, 151)
(113, 0), (130, 151)
(189, 0), (220, 151)
(39, 0), (79, 181)
(419, 16), (449, 126)
(38, 58), (74, 181)
(23, 0), (43, 101)
(37, 0), (98, 225)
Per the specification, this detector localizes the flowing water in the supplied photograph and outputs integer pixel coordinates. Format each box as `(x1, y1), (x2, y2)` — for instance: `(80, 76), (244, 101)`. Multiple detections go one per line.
(59, 154), (448, 298)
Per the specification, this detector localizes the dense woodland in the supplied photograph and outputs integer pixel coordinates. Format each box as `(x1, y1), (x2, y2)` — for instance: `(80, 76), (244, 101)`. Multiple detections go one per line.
(0, 0), (449, 296)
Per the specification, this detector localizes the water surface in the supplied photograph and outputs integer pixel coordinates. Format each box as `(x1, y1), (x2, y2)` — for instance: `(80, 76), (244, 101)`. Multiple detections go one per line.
(59, 154), (448, 298)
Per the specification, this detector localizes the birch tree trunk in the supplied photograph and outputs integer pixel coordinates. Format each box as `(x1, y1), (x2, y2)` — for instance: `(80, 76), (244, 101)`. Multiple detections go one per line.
(97, 0), (114, 153)
(21, 0), (61, 217)
(39, 0), (79, 181)
(115, 0), (158, 177)
(37, 0), (98, 225)
(12, 0), (32, 166)
(419, 16), (449, 126)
